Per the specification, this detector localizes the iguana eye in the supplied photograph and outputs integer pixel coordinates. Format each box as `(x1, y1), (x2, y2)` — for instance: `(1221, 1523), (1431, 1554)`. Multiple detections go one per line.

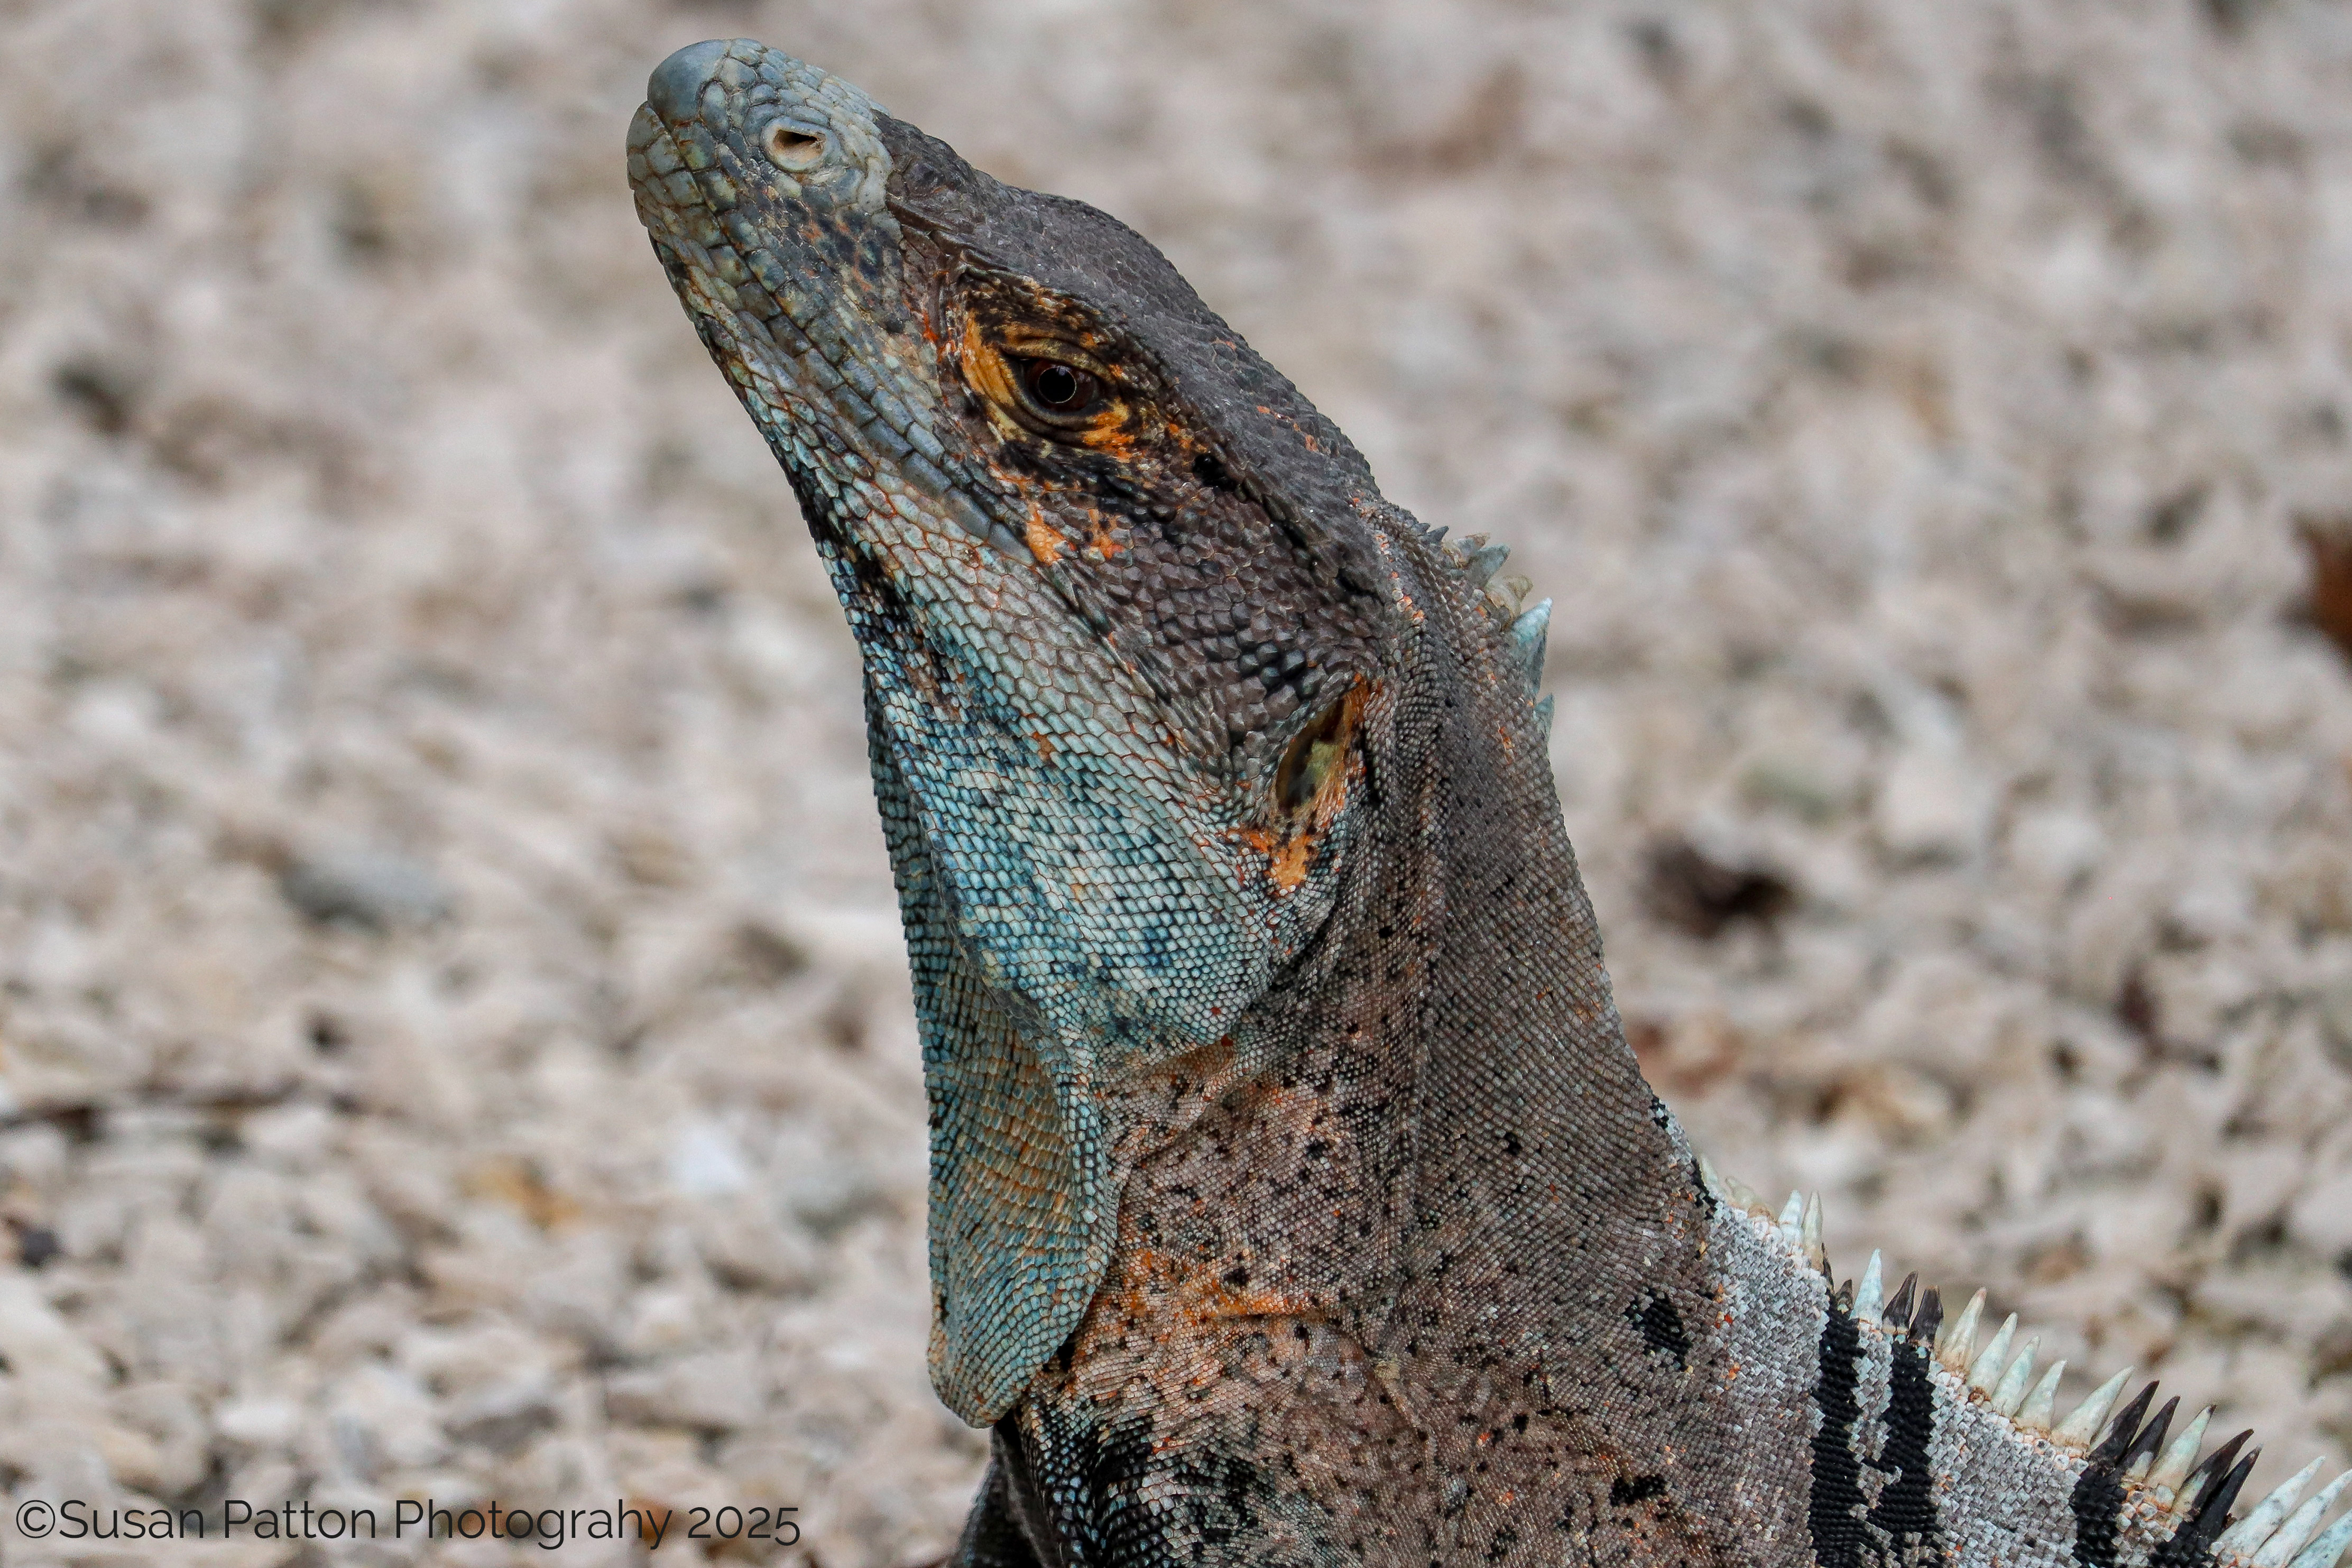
(1020, 358), (1099, 416)
(958, 317), (1127, 444)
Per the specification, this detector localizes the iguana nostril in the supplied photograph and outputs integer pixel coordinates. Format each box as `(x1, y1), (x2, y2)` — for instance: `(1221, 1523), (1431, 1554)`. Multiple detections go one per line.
(763, 121), (826, 171)
(645, 39), (731, 125)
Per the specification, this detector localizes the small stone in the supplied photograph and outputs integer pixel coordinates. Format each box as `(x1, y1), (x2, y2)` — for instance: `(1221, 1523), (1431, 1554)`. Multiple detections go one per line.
(690, 1196), (819, 1293)
(605, 1350), (769, 1431)
(2318, 974), (2352, 1063)
(619, 1283), (716, 1359)
(15, 1224), (60, 1269)
(0, 1274), (107, 1393)
(1874, 744), (1992, 862)
(669, 1121), (753, 1198)
(1740, 758), (1845, 823)
(446, 1375), (561, 1454)
(2007, 808), (2106, 890)
(214, 1395), (302, 1447)
(321, 1362), (447, 1475)
(111, 1379), (211, 1498)
(278, 845), (453, 930)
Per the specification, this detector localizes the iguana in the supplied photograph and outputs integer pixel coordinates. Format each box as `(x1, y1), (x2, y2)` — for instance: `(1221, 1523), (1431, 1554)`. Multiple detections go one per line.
(627, 39), (2351, 1567)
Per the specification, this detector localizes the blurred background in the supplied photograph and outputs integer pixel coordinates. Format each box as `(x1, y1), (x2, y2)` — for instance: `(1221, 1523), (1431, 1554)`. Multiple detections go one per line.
(5, 0), (2352, 1560)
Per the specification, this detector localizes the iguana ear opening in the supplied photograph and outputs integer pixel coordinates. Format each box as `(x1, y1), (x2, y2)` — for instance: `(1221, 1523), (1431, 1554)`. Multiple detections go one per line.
(1274, 687), (1360, 815)
(1242, 679), (1371, 894)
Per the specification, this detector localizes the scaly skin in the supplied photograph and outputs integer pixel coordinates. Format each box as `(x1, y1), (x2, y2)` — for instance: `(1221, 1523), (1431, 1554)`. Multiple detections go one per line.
(628, 39), (2340, 1568)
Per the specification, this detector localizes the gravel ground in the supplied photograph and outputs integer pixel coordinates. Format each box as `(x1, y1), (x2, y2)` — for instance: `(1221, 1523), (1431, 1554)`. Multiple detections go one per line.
(5, 0), (2352, 1561)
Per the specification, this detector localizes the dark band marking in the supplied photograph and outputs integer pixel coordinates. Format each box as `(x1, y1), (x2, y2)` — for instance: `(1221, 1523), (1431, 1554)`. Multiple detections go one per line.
(2068, 1462), (2126, 1568)
(2146, 1520), (2222, 1568)
(1626, 1289), (1690, 1371)
(2143, 1443), (2254, 1568)
(1809, 1305), (1869, 1568)
(1870, 1336), (1944, 1562)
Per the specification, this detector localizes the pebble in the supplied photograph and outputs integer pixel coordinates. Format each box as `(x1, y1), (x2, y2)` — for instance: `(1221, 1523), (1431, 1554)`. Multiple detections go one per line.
(276, 847), (453, 931)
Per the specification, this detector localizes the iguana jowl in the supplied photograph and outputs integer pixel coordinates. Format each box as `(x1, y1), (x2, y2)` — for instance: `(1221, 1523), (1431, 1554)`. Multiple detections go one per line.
(628, 39), (2349, 1567)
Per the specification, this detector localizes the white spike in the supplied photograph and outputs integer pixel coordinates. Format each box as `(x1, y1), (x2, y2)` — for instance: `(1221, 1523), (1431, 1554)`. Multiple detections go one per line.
(2286, 1509), (2352, 1568)
(1724, 1172), (1770, 1216)
(1852, 1252), (1884, 1321)
(2016, 1360), (2065, 1433)
(1802, 1193), (1825, 1271)
(1778, 1191), (1805, 1248)
(2145, 1407), (2212, 1499)
(1967, 1314), (2019, 1394)
(1698, 1152), (1723, 1200)
(2255, 1470), (2352, 1567)
(1938, 1289), (1986, 1372)
(2215, 1458), (2327, 1560)
(1990, 1338), (2040, 1415)
(2051, 1367), (2134, 1450)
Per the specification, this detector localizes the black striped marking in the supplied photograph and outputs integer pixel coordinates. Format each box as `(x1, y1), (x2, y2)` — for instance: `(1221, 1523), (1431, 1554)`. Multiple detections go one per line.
(2068, 1462), (2127, 1568)
(1810, 1302), (1944, 1566)
(2144, 1443), (2255, 1568)
(1810, 1306), (1869, 1568)
(1875, 1333), (1943, 1558)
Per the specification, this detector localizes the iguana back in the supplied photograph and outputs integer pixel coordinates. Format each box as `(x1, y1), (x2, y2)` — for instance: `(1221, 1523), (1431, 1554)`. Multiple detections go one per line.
(626, 38), (2349, 1567)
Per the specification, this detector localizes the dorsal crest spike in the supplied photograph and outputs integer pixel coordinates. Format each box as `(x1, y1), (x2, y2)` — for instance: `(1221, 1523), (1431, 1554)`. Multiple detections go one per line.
(2053, 1368), (2135, 1450)
(1883, 1272), (1918, 1330)
(1507, 598), (1551, 690)
(1988, 1336), (2040, 1416)
(2016, 1360), (2065, 1433)
(2198, 1449), (2261, 1533)
(2258, 1468), (2352, 1564)
(1908, 1287), (1943, 1346)
(2215, 1458), (2328, 1560)
(2283, 1510), (2352, 1568)
(2145, 1406), (2213, 1496)
(2160, 1443), (2257, 1561)
(2119, 1396), (2179, 1477)
(1936, 1288), (1985, 1370)
(1964, 1311), (2017, 1391)
(1721, 1168), (1770, 1216)
(1850, 1251), (1884, 1321)
(2185, 1431), (2254, 1505)
(2090, 1381), (2162, 1464)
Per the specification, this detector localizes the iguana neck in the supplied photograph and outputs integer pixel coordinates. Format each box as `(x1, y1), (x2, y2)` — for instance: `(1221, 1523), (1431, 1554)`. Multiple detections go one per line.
(1098, 533), (1708, 1359)
(1048, 531), (1764, 1556)
(1324, 533), (1698, 1325)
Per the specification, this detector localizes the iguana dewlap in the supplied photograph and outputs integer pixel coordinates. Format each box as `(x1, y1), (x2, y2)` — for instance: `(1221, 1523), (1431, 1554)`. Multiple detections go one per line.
(628, 38), (2348, 1567)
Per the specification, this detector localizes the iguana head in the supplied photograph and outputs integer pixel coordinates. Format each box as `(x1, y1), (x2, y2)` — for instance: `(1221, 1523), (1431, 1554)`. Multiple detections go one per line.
(631, 40), (1553, 1421)
(630, 39), (1418, 988)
